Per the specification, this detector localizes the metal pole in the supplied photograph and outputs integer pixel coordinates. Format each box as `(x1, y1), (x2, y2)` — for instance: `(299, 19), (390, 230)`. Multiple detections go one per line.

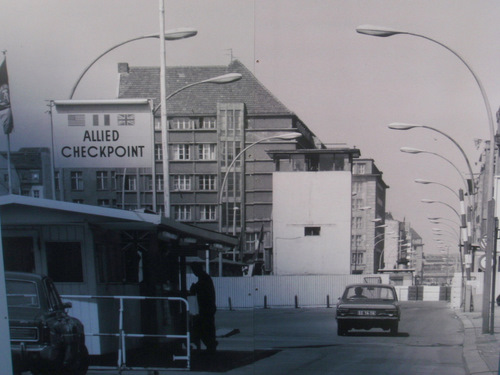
(159, 0), (170, 218)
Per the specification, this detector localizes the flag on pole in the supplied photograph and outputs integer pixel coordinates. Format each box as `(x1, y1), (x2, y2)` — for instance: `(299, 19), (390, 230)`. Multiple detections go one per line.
(0, 58), (13, 134)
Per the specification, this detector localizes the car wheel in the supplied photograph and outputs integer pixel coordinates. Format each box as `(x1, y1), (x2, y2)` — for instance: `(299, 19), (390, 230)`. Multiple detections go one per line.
(390, 322), (398, 335)
(337, 321), (348, 336)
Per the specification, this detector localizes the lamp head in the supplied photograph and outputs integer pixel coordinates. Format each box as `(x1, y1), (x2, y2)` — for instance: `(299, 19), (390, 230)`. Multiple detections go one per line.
(277, 132), (302, 140)
(401, 147), (424, 154)
(388, 122), (420, 130)
(421, 199), (436, 203)
(202, 73), (242, 84)
(356, 25), (402, 37)
(163, 27), (198, 40)
(415, 179), (431, 184)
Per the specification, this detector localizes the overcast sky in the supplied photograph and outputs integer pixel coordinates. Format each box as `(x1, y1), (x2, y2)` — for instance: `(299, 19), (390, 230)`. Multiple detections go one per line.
(1, 0), (499, 255)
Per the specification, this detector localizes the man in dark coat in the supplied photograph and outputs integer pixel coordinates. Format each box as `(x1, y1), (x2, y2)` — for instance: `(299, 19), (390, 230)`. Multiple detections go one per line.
(190, 263), (218, 353)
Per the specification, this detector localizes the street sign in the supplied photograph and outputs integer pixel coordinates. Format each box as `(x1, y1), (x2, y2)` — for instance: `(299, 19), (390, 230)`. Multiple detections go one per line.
(479, 254), (493, 271)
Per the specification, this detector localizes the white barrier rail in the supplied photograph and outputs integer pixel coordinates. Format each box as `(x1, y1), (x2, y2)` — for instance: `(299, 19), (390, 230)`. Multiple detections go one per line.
(62, 295), (191, 372)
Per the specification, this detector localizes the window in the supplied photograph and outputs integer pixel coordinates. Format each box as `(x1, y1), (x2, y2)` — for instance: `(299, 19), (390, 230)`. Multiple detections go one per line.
(46, 242), (83, 282)
(352, 182), (362, 195)
(173, 144), (190, 160)
(352, 252), (364, 265)
(32, 190), (40, 198)
(93, 114), (99, 126)
(68, 114), (85, 126)
(198, 144), (216, 160)
(173, 175), (191, 191)
(355, 163), (366, 174)
(199, 175), (216, 190)
(124, 175), (137, 191)
(174, 205), (192, 221)
(305, 226), (321, 236)
(98, 199), (110, 207)
(96, 171), (108, 190)
(70, 171), (84, 190)
(352, 217), (362, 230)
(144, 175), (153, 191)
(104, 114), (110, 126)
(111, 171), (117, 190)
(156, 175), (164, 191)
(200, 205), (217, 221)
(154, 118), (161, 131)
(170, 118), (195, 130)
(200, 117), (216, 129)
(352, 235), (363, 249)
(54, 171), (60, 191)
(117, 114), (135, 126)
(154, 144), (163, 161)
(72, 199), (84, 204)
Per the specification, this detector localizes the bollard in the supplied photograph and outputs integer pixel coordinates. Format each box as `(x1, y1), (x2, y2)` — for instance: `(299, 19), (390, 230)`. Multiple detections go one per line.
(228, 297), (233, 311)
(264, 295), (268, 309)
(327, 295), (330, 308)
(295, 295), (299, 309)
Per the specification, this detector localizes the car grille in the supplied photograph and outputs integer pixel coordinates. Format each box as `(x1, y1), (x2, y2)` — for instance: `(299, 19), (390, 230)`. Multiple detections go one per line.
(10, 327), (39, 342)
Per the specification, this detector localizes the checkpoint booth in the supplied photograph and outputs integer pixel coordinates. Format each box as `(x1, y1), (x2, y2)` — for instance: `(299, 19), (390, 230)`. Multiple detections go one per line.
(0, 194), (237, 364)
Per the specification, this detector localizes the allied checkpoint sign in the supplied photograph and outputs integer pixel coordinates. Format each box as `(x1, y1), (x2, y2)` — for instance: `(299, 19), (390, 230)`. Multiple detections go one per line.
(52, 99), (154, 168)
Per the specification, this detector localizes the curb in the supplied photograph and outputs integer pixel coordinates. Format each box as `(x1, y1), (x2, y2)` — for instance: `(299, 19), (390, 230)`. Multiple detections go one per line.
(457, 311), (498, 375)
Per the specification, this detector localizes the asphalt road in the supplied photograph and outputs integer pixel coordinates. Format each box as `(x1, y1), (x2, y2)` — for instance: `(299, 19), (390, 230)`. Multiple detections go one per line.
(87, 301), (466, 375)
(215, 301), (465, 375)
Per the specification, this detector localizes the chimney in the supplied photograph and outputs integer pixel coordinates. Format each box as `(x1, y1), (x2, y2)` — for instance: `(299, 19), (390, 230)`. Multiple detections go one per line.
(118, 63), (129, 74)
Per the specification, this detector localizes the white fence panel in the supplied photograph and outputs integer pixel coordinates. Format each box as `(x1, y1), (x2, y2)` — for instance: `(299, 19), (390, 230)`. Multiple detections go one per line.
(423, 286), (441, 301)
(395, 286), (408, 301)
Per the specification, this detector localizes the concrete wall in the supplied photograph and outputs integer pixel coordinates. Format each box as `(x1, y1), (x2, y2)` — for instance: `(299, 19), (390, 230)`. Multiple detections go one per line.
(272, 171), (352, 275)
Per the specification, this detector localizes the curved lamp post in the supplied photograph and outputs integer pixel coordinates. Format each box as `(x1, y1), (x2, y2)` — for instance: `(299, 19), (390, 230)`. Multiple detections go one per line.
(415, 178), (460, 201)
(153, 73), (242, 114)
(357, 24), (496, 332)
(218, 132), (302, 232)
(401, 147), (470, 202)
(69, 28), (198, 99)
(421, 199), (460, 219)
(390, 123), (476, 194)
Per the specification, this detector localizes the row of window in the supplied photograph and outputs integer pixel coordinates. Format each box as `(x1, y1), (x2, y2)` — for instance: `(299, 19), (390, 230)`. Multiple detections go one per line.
(154, 144), (217, 161)
(65, 171), (220, 192)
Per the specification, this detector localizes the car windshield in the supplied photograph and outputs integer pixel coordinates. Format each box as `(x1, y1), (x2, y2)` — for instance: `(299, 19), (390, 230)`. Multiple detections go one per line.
(344, 285), (395, 301)
(6, 279), (40, 308)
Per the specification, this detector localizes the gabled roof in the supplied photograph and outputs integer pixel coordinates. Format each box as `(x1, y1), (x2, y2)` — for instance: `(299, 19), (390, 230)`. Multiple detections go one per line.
(118, 60), (294, 116)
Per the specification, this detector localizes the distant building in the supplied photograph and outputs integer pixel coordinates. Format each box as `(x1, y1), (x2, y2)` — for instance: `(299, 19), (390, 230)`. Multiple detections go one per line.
(351, 159), (388, 274)
(0, 147), (52, 198)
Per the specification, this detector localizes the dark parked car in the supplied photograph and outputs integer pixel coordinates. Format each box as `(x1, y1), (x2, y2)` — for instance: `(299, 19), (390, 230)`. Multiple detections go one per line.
(6, 271), (88, 375)
(336, 283), (400, 335)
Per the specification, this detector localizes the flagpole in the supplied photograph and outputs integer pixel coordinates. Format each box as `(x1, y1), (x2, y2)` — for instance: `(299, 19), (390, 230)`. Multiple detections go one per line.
(1, 51), (13, 195)
(6, 133), (11, 194)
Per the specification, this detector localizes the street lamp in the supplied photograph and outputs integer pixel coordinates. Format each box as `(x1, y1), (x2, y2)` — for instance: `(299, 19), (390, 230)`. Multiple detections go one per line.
(414, 179), (460, 200)
(357, 24), (496, 333)
(401, 147), (470, 202)
(217, 132), (302, 266)
(69, 28), (198, 99)
(389, 123), (476, 195)
(421, 199), (460, 219)
(218, 131), (302, 232)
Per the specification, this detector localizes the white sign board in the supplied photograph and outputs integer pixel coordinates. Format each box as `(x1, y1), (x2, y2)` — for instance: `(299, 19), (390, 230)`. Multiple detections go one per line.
(52, 99), (153, 168)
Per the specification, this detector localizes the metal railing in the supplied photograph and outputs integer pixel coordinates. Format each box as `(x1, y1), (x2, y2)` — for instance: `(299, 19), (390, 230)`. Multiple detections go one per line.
(62, 294), (191, 372)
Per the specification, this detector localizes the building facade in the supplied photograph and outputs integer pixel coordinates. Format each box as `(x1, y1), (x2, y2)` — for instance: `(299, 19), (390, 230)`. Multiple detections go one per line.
(57, 60), (322, 272)
(351, 159), (388, 274)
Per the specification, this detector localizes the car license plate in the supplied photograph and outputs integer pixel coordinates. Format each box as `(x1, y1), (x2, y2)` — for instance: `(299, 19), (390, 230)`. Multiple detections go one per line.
(358, 310), (376, 316)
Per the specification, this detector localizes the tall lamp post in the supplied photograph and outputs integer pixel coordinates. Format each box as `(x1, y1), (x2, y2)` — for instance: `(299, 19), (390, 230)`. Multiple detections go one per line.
(69, 28), (198, 99)
(217, 132), (302, 272)
(357, 24), (496, 333)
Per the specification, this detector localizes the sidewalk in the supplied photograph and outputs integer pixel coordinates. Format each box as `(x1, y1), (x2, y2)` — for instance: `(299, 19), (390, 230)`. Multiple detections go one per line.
(457, 306), (500, 375)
